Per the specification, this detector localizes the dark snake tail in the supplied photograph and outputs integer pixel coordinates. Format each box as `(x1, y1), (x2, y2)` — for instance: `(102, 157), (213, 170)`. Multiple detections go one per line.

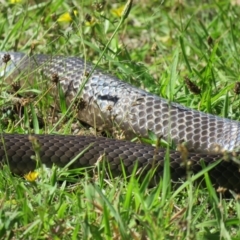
(1, 134), (240, 191)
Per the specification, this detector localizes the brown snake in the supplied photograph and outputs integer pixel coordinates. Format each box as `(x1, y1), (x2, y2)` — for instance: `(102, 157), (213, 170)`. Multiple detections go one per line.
(1, 52), (240, 191)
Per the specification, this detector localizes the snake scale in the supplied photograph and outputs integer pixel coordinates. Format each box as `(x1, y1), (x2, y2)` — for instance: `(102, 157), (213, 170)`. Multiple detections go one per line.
(1, 52), (240, 191)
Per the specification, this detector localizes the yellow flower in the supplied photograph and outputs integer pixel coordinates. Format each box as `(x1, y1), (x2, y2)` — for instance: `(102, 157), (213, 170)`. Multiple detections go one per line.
(111, 5), (125, 17)
(57, 10), (78, 23)
(10, 0), (22, 3)
(6, 199), (17, 205)
(24, 171), (39, 182)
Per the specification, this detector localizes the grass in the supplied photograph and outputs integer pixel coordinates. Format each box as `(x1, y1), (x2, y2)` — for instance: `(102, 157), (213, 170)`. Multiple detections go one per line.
(1, 0), (240, 239)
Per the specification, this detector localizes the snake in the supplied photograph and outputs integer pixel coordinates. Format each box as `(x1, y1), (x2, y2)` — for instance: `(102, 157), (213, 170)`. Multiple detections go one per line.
(1, 52), (240, 192)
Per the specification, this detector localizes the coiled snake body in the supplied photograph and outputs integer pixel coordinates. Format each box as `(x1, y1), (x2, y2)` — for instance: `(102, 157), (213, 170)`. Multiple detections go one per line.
(1, 52), (240, 191)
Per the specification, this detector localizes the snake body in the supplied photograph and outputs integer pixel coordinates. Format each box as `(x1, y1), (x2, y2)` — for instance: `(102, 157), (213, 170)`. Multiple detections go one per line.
(1, 52), (240, 191)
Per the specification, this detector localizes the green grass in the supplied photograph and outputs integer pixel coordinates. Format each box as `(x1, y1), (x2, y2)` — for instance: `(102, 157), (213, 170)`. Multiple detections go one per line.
(1, 0), (240, 239)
